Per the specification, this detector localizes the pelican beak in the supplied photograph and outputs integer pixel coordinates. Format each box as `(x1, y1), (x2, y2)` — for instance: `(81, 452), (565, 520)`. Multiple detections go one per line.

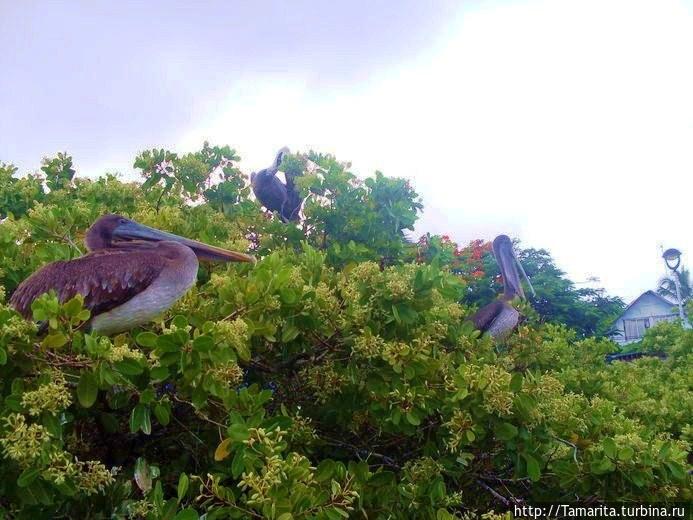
(494, 235), (534, 299)
(114, 221), (256, 263)
(273, 147), (290, 169)
(511, 247), (536, 297)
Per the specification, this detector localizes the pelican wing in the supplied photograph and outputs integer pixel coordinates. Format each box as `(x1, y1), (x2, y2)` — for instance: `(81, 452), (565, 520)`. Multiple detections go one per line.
(252, 175), (288, 214)
(282, 171), (303, 222)
(10, 249), (166, 319)
(468, 300), (505, 334)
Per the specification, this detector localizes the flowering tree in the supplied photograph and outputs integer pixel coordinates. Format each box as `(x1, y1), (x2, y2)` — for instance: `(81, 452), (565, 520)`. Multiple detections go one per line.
(0, 148), (689, 518)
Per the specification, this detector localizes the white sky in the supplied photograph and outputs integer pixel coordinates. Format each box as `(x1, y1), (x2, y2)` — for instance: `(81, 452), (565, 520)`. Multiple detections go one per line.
(2, 0), (692, 301)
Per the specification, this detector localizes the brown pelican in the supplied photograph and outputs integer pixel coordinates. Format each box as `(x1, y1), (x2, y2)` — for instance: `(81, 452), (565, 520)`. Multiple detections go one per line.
(10, 214), (255, 335)
(469, 235), (535, 340)
(250, 147), (302, 222)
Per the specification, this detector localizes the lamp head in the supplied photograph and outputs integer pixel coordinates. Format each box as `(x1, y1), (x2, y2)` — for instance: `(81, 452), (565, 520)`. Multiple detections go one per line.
(662, 248), (682, 271)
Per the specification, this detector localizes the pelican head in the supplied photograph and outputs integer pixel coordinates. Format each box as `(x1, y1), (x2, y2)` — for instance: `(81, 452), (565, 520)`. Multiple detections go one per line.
(492, 234), (535, 300)
(85, 214), (256, 263)
(251, 147), (290, 183)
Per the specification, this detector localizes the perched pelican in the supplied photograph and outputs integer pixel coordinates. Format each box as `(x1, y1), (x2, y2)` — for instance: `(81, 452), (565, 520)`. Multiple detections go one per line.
(250, 147), (302, 222)
(10, 214), (255, 335)
(469, 235), (535, 340)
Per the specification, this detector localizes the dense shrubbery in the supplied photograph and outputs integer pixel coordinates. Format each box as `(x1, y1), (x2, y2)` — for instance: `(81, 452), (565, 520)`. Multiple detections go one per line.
(0, 146), (690, 518)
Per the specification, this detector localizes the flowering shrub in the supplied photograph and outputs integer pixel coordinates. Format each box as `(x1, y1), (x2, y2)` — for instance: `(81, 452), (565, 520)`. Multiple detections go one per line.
(417, 235), (491, 285)
(0, 148), (690, 518)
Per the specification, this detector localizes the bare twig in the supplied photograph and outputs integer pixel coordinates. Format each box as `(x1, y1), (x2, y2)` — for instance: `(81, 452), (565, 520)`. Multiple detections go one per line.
(552, 435), (579, 463)
(222, 307), (247, 322)
(476, 479), (513, 507)
(320, 434), (401, 469)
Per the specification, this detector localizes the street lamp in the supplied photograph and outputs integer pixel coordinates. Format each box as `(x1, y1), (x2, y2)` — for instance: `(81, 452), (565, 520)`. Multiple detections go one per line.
(662, 248), (681, 271)
(661, 247), (688, 325)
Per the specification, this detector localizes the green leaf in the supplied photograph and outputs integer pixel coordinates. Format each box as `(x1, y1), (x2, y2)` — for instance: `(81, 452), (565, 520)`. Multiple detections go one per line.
(430, 478), (446, 500)
(629, 470), (647, 487)
(391, 304), (401, 323)
(177, 473), (189, 503)
(231, 447), (245, 478)
(666, 461), (686, 481)
(590, 457), (614, 475)
(115, 358), (144, 376)
(281, 324), (300, 343)
(63, 296), (83, 317)
(234, 341), (251, 362)
(315, 460), (335, 482)
(368, 471), (395, 487)
(618, 446), (634, 462)
(136, 332), (158, 347)
(405, 410), (421, 426)
(214, 438), (233, 461)
(171, 315), (188, 329)
(325, 509), (346, 520)
(130, 404), (152, 435)
(154, 403), (171, 426)
(658, 442), (672, 460)
(140, 388), (156, 405)
(134, 457), (152, 493)
(0, 347), (7, 365)
(523, 453), (541, 482)
(602, 438), (617, 459)
(17, 467), (41, 487)
(42, 412), (61, 438)
(495, 422), (518, 441)
(150, 366), (170, 381)
(42, 333), (67, 349)
(156, 334), (181, 352)
(161, 499), (178, 519)
(76, 371), (98, 408)
(509, 372), (523, 392)
(228, 423), (250, 442)
(192, 335), (215, 352)
(349, 460), (370, 483)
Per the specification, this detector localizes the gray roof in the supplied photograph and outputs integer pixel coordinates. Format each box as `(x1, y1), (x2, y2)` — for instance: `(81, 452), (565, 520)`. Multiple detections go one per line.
(620, 290), (677, 316)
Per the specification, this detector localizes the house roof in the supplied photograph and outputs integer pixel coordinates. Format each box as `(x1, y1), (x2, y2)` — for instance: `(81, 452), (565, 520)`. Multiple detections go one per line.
(620, 290), (677, 317)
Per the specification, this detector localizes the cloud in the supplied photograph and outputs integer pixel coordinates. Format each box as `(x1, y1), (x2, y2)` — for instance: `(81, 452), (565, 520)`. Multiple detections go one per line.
(2, 0), (691, 301)
(175, 0), (693, 300)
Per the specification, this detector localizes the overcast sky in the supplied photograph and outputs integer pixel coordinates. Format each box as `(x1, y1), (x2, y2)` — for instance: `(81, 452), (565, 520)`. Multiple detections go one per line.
(1, 0), (692, 301)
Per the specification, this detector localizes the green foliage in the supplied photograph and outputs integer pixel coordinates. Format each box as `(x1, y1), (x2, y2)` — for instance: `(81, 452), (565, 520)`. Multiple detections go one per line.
(41, 152), (76, 192)
(0, 162), (45, 219)
(658, 266), (692, 305)
(0, 148), (689, 518)
(297, 153), (422, 266)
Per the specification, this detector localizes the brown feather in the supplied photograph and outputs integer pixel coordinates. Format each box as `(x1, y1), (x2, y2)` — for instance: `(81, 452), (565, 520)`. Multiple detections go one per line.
(468, 300), (506, 333)
(9, 248), (166, 319)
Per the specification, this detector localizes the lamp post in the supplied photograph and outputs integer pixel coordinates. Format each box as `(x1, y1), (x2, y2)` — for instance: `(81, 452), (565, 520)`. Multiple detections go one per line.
(661, 248), (688, 325)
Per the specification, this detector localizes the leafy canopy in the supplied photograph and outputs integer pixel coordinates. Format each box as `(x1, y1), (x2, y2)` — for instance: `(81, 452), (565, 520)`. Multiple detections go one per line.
(0, 146), (689, 519)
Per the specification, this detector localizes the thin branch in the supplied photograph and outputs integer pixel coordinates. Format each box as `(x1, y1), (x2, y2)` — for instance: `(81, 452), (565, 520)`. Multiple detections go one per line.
(552, 435), (579, 463)
(26, 350), (92, 369)
(221, 306), (247, 322)
(476, 479), (514, 508)
(480, 475), (531, 484)
(320, 434), (401, 469)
